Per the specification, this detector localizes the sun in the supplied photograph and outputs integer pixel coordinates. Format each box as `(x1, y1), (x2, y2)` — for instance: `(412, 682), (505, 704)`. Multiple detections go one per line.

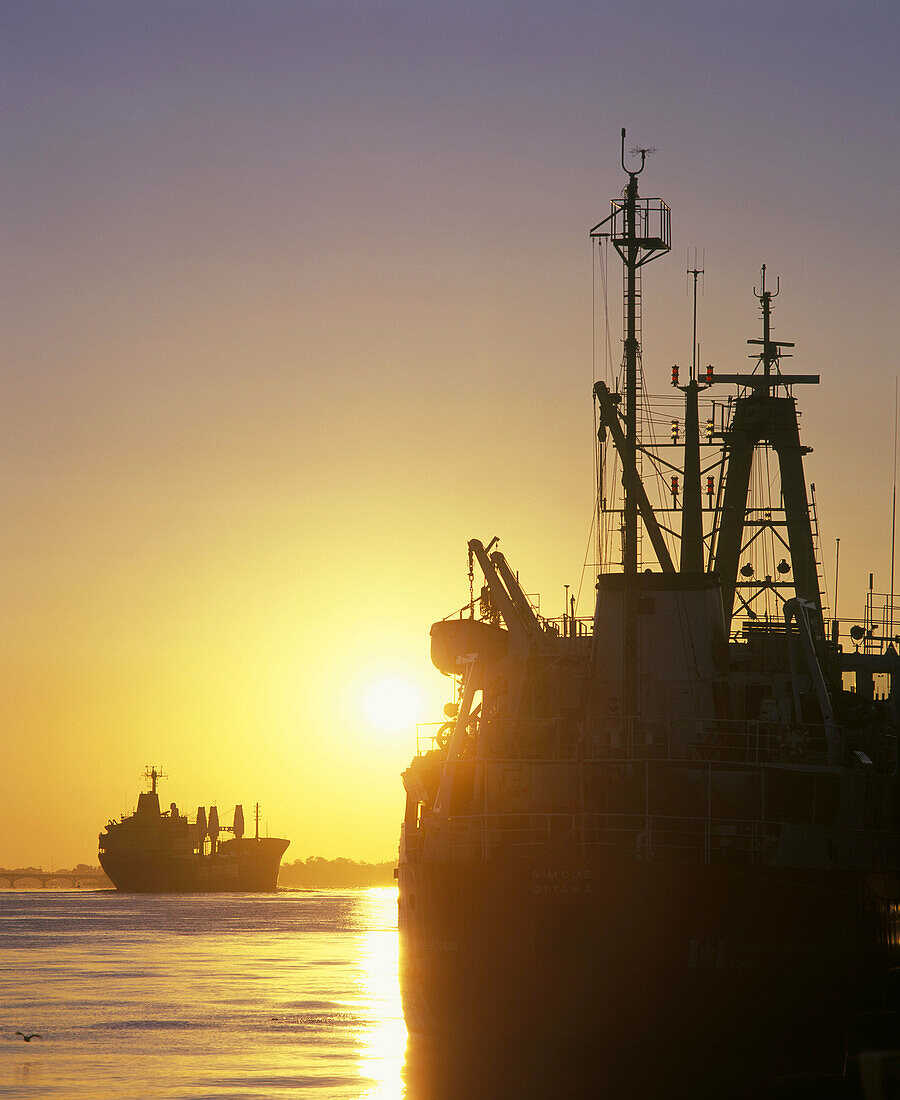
(362, 676), (423, 733)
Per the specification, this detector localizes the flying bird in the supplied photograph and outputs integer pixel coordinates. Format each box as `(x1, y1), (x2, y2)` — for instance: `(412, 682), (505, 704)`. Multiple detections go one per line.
(15, 1031), (41, 1042)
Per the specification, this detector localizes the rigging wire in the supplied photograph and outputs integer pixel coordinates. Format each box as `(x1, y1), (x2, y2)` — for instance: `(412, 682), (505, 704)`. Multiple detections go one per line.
(891, 376), (898, 640)
(592, 236), (599, 575)
(593, 237), (621, 575)
(581, 235), (615, 614)
(576, 504), (597, 615)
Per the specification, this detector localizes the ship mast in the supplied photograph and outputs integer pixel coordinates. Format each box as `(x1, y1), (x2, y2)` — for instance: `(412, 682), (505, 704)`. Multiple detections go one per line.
(143, 765), (166, 795)
(621, 136), (642, 592)
(591, 130), (671, 716)
(757, 263), (777, 377)
(681, 264), (704, 573)
(711, 267), (824, 637)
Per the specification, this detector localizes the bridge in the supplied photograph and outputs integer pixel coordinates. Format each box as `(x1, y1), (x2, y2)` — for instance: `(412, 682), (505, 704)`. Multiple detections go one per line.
(0, 869), (109, 888)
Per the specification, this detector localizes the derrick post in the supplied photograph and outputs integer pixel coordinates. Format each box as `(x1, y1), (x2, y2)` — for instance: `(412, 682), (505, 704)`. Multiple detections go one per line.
(623, 167), (640, 719)
(681, 379), (704, 573)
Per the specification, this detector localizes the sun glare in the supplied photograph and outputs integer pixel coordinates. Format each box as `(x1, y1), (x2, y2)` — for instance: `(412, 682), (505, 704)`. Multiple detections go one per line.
(362, 676), (422, 733)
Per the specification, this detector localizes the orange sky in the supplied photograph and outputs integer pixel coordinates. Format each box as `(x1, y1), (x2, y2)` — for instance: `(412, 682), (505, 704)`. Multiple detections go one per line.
(1, 1), (897, 866)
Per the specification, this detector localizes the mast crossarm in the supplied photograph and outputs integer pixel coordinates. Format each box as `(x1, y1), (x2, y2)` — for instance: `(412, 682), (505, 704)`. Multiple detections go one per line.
(653, 521), (681, 539)
(589, 210), (616, 237)
(742, 590), (788, 614)
(635, 445), (684, 476)
(632, 248), (670, 268)
(714, 373), (819, 388)
(732, 592), (758, 620)
(594, 380), (676, 572)
(739, 519), (792, 557)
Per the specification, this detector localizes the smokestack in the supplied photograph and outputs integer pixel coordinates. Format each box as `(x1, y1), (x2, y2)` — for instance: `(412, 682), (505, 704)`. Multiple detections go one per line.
(208, 805), (220, 854)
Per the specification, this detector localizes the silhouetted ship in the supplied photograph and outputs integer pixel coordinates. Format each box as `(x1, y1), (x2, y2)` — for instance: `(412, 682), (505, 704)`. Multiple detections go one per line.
(99, 768), (289, 893)
(398, 133), (899, 1095)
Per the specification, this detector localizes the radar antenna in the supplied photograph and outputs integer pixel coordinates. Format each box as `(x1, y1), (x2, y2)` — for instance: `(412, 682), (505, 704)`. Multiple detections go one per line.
(143, 766), (167, 795)
(753, 264), (782, 377)
(623, 132), (655, 174)
(687, 252), (705, 384)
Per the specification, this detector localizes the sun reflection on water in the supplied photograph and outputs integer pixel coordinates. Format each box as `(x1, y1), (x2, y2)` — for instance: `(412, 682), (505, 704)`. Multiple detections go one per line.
(355, 887), (407, 1099)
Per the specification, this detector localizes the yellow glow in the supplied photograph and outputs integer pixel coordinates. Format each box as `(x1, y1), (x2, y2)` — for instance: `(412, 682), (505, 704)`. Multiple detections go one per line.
(2, 6), (887, 872)
(362, 676), (423, 734)
(356, 888), (406, 1099)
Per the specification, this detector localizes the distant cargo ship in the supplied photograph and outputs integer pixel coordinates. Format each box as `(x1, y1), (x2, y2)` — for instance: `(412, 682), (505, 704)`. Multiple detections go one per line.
(99, 767), (289, 893)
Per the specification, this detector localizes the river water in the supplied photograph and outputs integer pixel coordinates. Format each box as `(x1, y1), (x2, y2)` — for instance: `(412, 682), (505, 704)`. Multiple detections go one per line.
(0, 887), (617, 1100)
(0, 889), (406, 1099)
(6, 888), (857, 1099)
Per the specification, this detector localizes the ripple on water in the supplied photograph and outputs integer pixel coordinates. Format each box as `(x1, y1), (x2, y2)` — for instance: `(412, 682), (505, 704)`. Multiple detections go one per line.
(0, 888), (405, 1100)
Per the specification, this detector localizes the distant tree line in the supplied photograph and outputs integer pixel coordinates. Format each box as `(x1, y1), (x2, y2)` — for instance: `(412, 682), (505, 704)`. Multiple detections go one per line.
(278, 856), (396, 889)
(0, 863), (113, 886)
(0, 863), (108, 876)
(3, 859), (395, 890)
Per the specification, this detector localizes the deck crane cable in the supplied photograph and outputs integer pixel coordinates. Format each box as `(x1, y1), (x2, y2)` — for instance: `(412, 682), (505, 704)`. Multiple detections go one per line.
(577, 504), (598, 615)
(638, 358), (663, 567)
(587, 237), (606, 607)
(640, 369), (680, 569)
(591, 237), (602, 575)
(600, 236), (615, 384)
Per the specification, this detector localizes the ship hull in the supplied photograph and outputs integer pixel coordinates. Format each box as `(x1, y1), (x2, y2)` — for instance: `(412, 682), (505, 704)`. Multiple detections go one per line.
(399, 852), (895, 1095)
(99, 838), (289, 893)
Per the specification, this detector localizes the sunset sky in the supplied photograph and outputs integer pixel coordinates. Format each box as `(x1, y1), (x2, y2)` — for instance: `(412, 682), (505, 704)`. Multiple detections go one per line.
(1, 1), (897, 866)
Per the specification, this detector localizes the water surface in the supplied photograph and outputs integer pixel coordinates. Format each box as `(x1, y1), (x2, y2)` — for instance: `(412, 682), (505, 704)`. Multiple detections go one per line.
(1, 889), (405, 1099)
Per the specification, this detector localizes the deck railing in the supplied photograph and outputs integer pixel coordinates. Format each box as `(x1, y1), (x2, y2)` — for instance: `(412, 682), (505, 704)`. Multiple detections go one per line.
(417, 713), (898, 770)
(409, 808), (882, 867)
(442, 809), (781, 865)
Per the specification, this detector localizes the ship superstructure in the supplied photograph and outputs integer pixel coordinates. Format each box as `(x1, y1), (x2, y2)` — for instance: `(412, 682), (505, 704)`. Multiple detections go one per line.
(99, 767), (289, 893)
(398, 134), (899, 1094)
